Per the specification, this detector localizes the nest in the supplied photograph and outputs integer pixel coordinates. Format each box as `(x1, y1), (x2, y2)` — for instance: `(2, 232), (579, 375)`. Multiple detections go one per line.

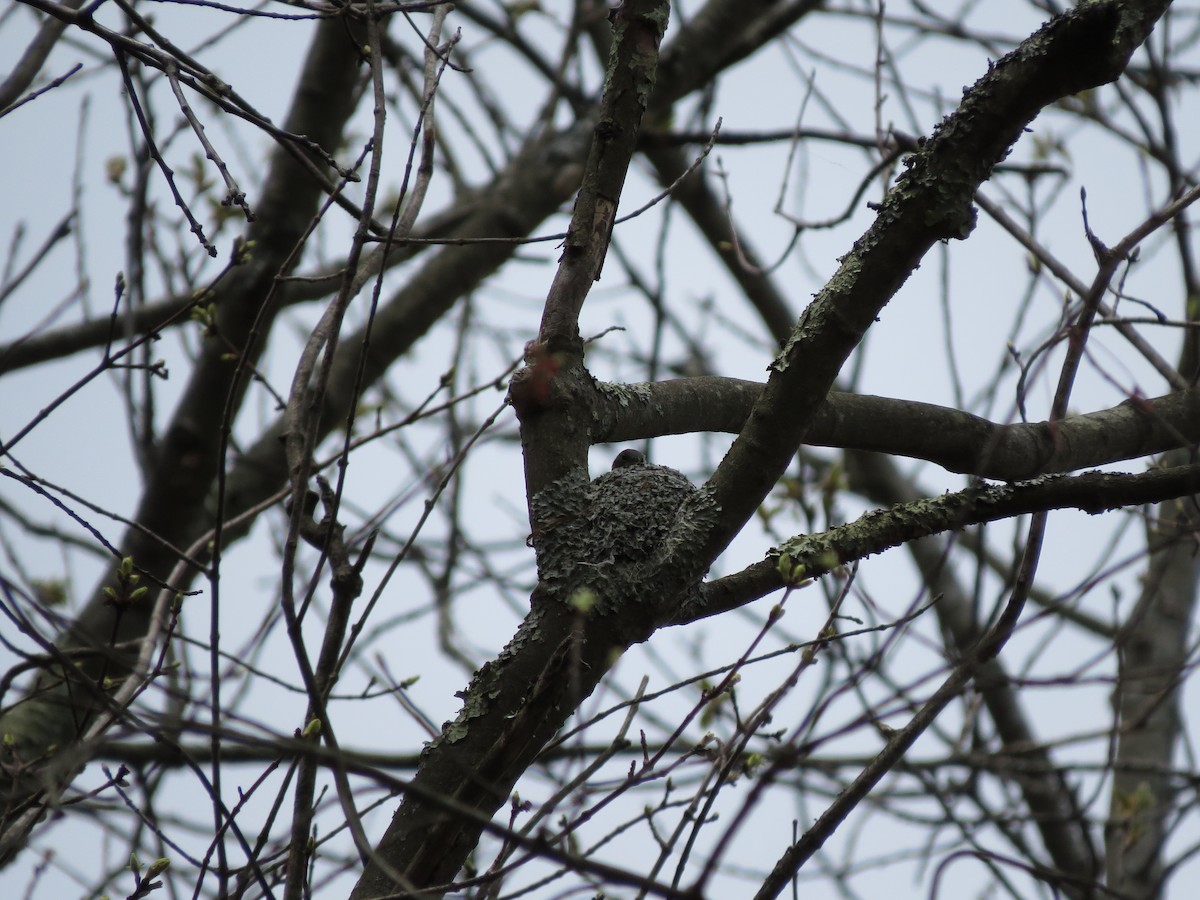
(531, 459), (705, 614)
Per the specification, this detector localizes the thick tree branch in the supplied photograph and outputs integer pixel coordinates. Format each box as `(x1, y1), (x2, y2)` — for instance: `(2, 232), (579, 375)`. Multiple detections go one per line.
(679, 0), (1172, 596)
(686, 461), (1200, 625)
(514, 0), (669, 513)
(593, 377), (1200, 480)
(642, 57), (1108, 888)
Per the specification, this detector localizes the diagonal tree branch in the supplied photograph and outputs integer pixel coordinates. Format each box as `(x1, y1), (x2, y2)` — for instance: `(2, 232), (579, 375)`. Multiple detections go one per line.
(688, 0), (1172, 584)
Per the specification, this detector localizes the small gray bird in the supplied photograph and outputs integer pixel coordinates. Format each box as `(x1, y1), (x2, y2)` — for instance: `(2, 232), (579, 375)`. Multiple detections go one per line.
(611, 448), (645, 469)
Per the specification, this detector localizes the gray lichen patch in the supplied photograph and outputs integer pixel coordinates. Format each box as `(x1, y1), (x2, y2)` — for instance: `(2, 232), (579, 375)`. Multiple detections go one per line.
(531, 461), (710, 615)
(595, 380), (655, 408)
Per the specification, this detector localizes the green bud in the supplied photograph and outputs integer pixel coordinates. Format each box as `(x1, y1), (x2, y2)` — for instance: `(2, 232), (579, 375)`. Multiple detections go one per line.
(147, 857), (170, 877)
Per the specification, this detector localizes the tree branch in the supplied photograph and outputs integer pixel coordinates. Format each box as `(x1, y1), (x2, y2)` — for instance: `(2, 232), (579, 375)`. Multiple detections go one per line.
(691, 0), (1169, 582)
(593, 377), (1200, 480)
(687, 462), (1200, 624)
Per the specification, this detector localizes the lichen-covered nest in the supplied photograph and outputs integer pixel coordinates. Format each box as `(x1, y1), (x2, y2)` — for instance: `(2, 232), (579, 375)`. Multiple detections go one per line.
(531, 459), (714, 614)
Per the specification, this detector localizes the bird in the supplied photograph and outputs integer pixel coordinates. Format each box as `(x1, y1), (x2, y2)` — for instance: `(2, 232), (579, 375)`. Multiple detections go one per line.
(611, 448), (645, 469)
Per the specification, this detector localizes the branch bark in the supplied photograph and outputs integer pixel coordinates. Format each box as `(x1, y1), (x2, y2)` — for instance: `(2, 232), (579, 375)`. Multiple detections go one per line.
(593, 378), (1200, 480)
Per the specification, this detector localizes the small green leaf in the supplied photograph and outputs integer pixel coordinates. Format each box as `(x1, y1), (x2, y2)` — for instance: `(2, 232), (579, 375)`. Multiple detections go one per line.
(776, 553), (809, 586)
